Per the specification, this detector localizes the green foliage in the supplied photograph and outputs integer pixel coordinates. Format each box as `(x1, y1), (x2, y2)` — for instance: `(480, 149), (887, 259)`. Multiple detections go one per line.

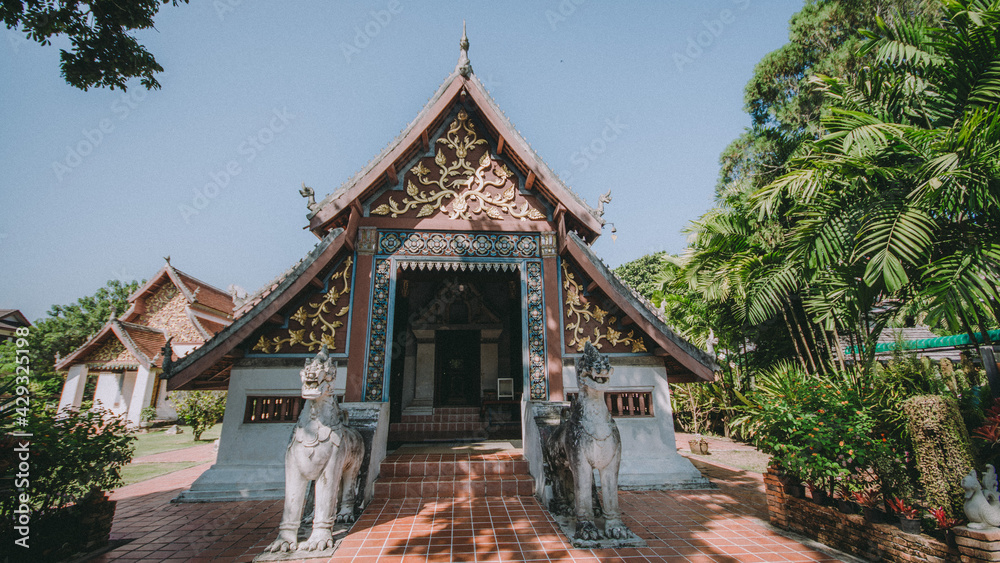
(0, 404), (135, 529)
(168, 391), (227, 441)
(902, 395), (974, 517)
(614, 252), (666, 300)
(0, 0), (190, 91)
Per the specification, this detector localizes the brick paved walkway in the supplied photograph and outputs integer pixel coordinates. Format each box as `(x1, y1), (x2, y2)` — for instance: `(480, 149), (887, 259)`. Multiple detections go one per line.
(94, 444), (851, 563)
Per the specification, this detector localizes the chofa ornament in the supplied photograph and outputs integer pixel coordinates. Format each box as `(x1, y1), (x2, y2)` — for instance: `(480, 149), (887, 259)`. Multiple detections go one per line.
(265, 345), (365, 553)
(963, 465), (1000, 529)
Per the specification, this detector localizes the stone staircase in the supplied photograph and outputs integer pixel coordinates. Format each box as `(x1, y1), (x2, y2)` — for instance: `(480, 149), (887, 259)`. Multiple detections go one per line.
(373, 449), (534, 499)
(388, 407), (487, 442)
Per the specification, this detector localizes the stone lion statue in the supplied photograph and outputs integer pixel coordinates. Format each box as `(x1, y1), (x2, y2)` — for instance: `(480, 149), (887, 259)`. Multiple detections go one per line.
(545, 341), (629, 541)
(266, 345), (365, 553)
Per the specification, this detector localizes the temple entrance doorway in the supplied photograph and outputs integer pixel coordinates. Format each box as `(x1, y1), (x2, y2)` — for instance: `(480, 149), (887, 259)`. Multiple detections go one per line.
(387, 267), (524, 442)
(435, 329), (480, 407)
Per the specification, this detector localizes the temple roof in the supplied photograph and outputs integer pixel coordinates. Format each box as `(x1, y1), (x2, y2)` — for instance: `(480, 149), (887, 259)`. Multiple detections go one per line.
(306, 28), (605, 241)
(164, 229), (348, 391)
(122, 259), (234, 322)
(563, 232), (718, 382)
(55, 318), (172, 371)
(56, 260), (233, 372)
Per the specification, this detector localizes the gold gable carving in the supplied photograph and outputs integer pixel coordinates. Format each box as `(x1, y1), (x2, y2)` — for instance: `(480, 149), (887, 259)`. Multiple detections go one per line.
(562, 262), (646, 353)
(253, 257), (353, 353)
(372, 110), (545, 221)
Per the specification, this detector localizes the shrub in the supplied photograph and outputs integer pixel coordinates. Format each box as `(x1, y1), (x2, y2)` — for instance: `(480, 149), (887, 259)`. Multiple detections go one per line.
(902, 395), (974, 518)
(0, 404), (134, 549)
(167, 390), (227, 440)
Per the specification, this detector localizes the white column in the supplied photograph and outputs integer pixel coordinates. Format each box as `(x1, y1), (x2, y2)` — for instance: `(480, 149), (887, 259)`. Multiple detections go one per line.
(404, 329), (435, 415)
(480, 329), (502, 395)
(57, 364), (88, 414)
(126, 366), (156, 426)
(92, 372), (120, 413)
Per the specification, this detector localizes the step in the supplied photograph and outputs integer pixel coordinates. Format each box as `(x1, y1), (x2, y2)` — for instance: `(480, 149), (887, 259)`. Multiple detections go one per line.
(390, 421), (485, 433)
(387, 429), (488, 442)
(401, 412), (482, 423)
(379, 454), (529, 477)
(373, 474), (534, 499)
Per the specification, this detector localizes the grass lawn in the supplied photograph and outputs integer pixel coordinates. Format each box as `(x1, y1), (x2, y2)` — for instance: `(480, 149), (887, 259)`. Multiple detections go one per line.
(120, 461), (203, 486)
(132, 423), (223, 458)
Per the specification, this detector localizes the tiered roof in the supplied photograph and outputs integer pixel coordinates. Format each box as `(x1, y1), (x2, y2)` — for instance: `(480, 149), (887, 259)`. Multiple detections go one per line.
(55, 260), (233, 372)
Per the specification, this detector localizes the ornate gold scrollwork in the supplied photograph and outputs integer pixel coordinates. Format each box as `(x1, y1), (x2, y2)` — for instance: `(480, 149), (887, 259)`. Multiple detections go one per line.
(372, 110), (545, 221)
(253, 257), (354, 353)
(562, 262), (646, 353)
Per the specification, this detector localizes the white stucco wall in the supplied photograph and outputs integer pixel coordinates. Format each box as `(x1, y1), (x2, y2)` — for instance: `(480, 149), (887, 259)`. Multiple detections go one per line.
(176, 360), (393, 503)
(559, 357), (709, 489)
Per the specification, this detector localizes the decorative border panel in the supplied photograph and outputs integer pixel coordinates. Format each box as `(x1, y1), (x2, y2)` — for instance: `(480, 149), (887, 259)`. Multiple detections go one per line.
(377, 230), (539, 258)
(526, 261), (547, 400)
(364, 258), (392, 401)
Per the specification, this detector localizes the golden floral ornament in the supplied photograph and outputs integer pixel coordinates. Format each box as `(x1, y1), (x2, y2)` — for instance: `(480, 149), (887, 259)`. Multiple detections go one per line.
(253, 257), (353, 353)
(562, 262), (646, 353)
(372, 110), (545, 221)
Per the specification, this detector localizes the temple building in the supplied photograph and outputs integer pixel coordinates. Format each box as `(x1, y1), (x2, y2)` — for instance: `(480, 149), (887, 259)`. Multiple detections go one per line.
(56, 260), (233, 426)
(165, 31), (717, 502)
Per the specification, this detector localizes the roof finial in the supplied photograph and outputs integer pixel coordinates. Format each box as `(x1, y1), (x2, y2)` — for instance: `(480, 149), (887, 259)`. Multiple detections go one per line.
(164, 255), (171, 265)
(457, 21), (472, 77)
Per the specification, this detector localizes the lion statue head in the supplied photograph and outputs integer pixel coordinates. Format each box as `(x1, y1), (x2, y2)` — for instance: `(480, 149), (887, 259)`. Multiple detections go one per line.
(300, 344), (336, 400)
(576, 341), (613, 390)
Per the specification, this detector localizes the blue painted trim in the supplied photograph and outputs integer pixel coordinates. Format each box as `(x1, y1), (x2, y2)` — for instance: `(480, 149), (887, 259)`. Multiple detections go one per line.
(520, 260), (530, 396)
(381, 258), (398, 402)
(360, 258), (380, 401)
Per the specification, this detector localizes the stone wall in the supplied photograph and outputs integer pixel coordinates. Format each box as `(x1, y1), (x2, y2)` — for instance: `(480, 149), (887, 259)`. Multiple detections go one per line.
(764, 467), (960, 563)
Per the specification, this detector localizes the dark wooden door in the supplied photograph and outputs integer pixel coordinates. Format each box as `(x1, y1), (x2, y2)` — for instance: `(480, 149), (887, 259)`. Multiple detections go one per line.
(435, 330), (480, 406)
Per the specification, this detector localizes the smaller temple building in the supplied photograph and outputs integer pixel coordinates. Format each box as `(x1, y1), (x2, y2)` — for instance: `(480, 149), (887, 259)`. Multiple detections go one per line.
(56, 260), (233, 426)
(0, 309), (31, 342)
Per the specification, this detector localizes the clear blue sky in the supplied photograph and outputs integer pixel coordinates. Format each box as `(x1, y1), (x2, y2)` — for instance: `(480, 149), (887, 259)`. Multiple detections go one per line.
(0, 0), (803, 322)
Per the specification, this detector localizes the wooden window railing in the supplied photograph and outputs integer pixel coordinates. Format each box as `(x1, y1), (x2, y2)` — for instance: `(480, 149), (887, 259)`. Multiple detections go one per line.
(243, 396), (305, 423)
(566, 391), (654, 417)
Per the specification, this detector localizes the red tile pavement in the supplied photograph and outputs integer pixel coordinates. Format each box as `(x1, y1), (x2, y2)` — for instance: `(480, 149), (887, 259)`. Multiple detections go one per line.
(93, 452), (849, 563)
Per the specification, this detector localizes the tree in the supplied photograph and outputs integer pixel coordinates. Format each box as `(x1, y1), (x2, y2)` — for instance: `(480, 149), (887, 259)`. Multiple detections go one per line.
(168, 390), (227, 440)
(1, 0), (189, 91)
(757, 0), (1000, 364)
(13, 279), (142, 400)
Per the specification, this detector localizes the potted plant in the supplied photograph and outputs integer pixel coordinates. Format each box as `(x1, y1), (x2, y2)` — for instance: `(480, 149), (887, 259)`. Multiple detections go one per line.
(139, 406), (157, 429)
(853, 488), (886, 523)
(688, 436), (709, 454)
(887, 497), (921, 534)
(835, 481), (859, 514)
(809, 481), (830, 505)
(928, 507), (962, 546)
